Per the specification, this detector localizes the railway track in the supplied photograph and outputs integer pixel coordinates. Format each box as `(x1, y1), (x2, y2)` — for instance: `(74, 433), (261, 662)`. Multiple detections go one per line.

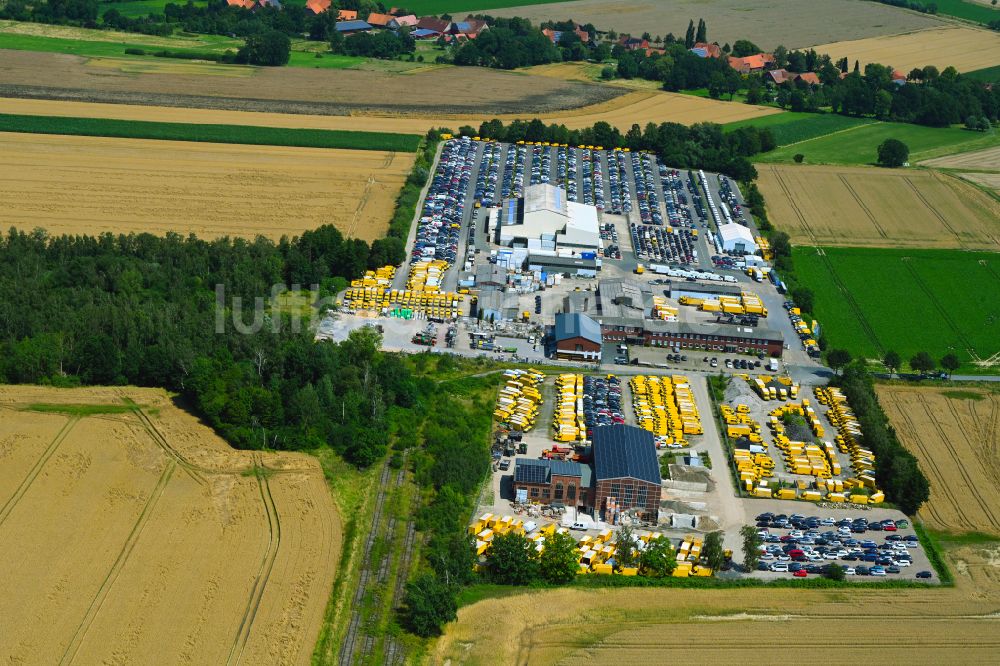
(60, 460), (177, 665)
(0, 415), (78, 529)
(227, 453), (282, 666)
(340, 457), (393, 665)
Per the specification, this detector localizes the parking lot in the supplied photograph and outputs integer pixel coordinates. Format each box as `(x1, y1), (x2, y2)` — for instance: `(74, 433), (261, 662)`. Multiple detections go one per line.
(745, 500), (938, 583)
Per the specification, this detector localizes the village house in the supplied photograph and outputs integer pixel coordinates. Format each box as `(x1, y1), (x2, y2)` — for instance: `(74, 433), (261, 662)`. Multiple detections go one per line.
(728, 53), (775, 74)
(690, 42), (722, 58)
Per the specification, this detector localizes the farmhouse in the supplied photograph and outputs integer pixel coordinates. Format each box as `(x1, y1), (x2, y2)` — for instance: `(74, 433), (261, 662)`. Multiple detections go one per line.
(618, 36), (649, 51)
(389, 14), (418, 28)
(553, 313), (603, 361)
(718, 223), (758, 254)
(691, 42), (722, 58)
(450, 17), (490, 38)
(728, 53), (775, 74)
(366, 12), (393, 27)
(513, 458), (591, 508)
(337, 8), (357, 20)
(416, 16), (452, 35)
(542, 26), (589, 44)
(592, 425), (661, 522)
(304, 0), (330, 14)
(336, 20), (372, 34)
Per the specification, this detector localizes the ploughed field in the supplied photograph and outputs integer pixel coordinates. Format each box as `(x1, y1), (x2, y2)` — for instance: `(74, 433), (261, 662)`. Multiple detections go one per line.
(0, 131), (414, 240)
(479, 0), (943, 49)
(0, 48), (622, 116)
(790, 247), (1000, 371)
(877, 385), (1000, 535)
(0, 385), (339, 665)
(810, 26), (1000, 73)
(756, 164), (1000, 250)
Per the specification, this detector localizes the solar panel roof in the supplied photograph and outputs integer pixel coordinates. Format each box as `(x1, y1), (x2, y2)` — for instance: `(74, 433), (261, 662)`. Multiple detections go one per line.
(592, 425), (660, 485)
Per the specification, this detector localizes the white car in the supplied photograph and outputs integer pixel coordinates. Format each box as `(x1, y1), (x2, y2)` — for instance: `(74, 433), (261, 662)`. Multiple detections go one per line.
(759, 552), (775, 561)
(570, 522), (587, 531)
(894, 559), (912, 567)
(844, 567), (857, 575)
(770, 562), (789, 572)
(823, 552), (839, 560)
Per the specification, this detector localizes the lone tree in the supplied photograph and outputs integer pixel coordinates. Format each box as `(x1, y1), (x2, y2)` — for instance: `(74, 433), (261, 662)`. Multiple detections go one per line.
(484, 532), (539, 585)
(826, 348), (852, 375)
(826, 563), (846, 581)
(400, 574), (457, 637)
(882, 350), (901, 378)
(740, 525), (762, 572)
(877, 138), (909, 168)
(639, 536), (678, 577)
(615, 526), (640, 568)
(538, 531), (579, 583)
(237, 30), (291, 66)
(940, 353), (960, 379)
(703, 531), (726, 571)
(909, 351), (936, 376)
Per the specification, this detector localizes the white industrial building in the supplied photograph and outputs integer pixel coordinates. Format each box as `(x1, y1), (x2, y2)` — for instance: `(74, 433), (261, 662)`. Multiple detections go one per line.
(718, 223), (758, 254)
(492, 184), (600, 251)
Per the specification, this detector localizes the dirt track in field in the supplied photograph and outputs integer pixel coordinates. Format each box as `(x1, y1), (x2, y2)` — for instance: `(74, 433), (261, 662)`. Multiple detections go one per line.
(756, 163), (1000, 249)
(0, 131), (413, 240)
(480, 0), (943, 50)
(810, 26), (1000, 73)
(0, 385), (339, 665)
(0, 48), (622, 116)
(878, 385), (1000, 536)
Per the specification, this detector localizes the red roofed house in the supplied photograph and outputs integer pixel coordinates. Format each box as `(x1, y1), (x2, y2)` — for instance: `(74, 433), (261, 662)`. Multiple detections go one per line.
(305, 0), (330, 14)
(692, 42), (721, 58)
(796, 72), (820, 86)
(449, 17), (490, 38)
(367, 12), (393, 27)
(618, 35), (649, 51)
(416, 16), (452, 35)
(728, 53), (775, 74)
(337, 8), (357, 20)
(542, 25), (588, 44)
(389, 14), (418, 28)
(768, 68), (791, 85)
(226, 0), (255, 8)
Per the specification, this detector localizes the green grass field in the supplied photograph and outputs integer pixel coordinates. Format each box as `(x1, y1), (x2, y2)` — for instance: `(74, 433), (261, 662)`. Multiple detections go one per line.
(99, 0), (208, 18)
(755, 121), (1000, 165)
(929, 0), (1000, 25)
(792, 246), (1000, 372)
(0, 113), (422, 152)
(965, 64), (1000, 84)
(726, 112), (874, 147)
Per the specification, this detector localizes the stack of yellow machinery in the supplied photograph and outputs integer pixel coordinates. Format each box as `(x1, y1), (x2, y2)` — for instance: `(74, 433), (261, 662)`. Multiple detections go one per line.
(342, 261), (465, 318)
(470, 513), (530, 556)
(721, 404), (763, 443)
(756, 236), (772, 261)
(674, 535), (713, 577)
(750, 375), (800, 401)
(553, 374), (585, 443)
(493, 369), (544, 432)
(679, 291), (767, 317)
(651, 296), (679, 321)
(815, 387), (884, 503)
(630, 375), (702, 447)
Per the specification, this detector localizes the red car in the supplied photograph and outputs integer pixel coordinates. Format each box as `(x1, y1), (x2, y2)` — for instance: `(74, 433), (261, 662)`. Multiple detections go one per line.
(793, 570), (808, 578)
(883, 524), (897, 531)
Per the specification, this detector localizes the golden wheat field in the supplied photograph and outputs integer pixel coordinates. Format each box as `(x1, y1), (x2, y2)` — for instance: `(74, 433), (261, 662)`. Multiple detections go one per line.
(0, 131), (413, 241)
(0, 385), (339, 665)
(0, 91), (779, 137)
(922, 145), (1000, 171)
(756, 164), (1000, 249)
(430, 568), (1000, 665)
(878, 386), (1000, 536)
(811, 27), (1000, 73)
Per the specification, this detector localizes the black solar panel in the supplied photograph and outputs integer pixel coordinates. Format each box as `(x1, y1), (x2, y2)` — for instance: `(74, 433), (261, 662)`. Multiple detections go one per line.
(514, 459), (550, 484)
(592, 425), (660, 485)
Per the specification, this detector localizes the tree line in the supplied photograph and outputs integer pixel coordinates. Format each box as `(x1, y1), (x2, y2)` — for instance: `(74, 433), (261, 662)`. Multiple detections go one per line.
(456, 118), (776, 182)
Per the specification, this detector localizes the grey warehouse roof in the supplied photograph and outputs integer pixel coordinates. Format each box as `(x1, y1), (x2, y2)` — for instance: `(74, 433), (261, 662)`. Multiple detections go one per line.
(554, 312), (602, 345)
(592, 425), (660, 485)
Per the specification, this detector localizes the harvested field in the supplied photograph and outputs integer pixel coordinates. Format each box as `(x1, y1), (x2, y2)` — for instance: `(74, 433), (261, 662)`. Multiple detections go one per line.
(878, 386), (1000, 535)
(0, 48), (622, 116)
(0, 90), (780, 138)
(483, 0), (943, 50)
(810, 26), (1000, 73)
(0, 131), (414, 240)
(432, 569), (1000, 665)
(0, 385), (339, 665)
(958, 172), (1000, 191)
(923, 145), (1000, 171)
(756, 164), (1000, 249)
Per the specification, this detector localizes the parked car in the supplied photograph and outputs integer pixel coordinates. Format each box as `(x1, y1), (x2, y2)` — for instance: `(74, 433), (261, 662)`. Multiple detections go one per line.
(916, 570), (933, 579)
